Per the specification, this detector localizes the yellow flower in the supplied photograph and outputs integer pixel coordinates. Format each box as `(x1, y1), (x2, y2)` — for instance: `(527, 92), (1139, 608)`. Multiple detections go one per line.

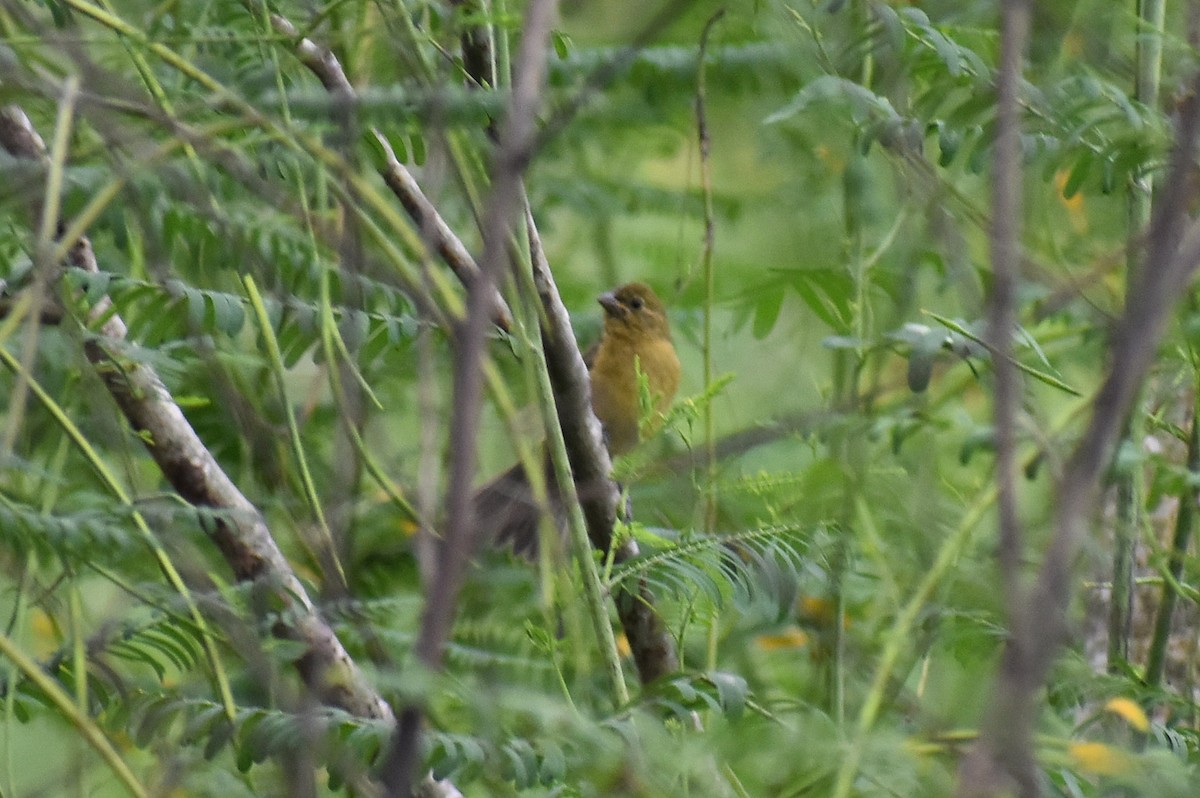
(1068, 741), (1132, 776)
(754, 628), (810, 651)
(1103, 697), (1149, 732)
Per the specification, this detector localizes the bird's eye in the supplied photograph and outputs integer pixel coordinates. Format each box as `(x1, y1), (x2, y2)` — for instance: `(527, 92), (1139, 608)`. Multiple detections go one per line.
(629, 296), (644, 310)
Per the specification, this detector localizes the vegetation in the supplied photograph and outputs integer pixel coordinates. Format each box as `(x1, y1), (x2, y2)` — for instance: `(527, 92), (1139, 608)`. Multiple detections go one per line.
(1, 0), (1199, 795)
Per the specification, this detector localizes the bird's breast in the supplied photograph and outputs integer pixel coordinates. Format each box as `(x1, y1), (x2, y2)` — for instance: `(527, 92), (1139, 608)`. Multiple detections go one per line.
(589, 333), (680, 455)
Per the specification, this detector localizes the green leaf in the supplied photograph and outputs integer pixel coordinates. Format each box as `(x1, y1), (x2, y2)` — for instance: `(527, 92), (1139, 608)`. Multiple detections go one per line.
(787, 269), (854, 333)
(907, 343), (935, 393)
(822, 335), (863, 350)
(1062, 154), (1091, 199)
(752, 287), (784, 339)
(766, 75), (900, 127)
(552, 30), (571, 60)
(708, 671), (748, 718)
(937, 122), (961, 165)
(213, 293), (245, 335)
(410, 131), (426, 166)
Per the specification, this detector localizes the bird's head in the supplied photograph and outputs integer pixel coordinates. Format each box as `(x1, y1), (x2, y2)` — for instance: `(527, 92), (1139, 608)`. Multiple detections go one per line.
(597, 282), (671, 340)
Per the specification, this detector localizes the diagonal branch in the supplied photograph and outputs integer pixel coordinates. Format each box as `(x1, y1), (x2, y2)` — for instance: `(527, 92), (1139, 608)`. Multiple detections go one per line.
(956, 60), (1200, 798)
(0, 102), (392, 723)
(379, 0), (560, 793)
(265, 10), (511, 332)
(458, 0), (681, 685)
(267, 0), (680, 687)
(524, 206), (679, 683)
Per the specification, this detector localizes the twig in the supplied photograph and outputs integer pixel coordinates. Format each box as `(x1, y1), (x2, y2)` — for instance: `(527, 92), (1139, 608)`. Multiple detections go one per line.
(953, 0), (1033, 793)
(955, 60), (1200, 798)
(0, 103), (392, 722)
(696, 9), (724, 536)
(264, 10), (512, 331)
(378, 0), (560, 793)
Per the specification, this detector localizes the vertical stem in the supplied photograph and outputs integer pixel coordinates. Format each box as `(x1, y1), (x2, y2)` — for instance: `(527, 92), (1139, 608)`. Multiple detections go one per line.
(827, 0), (880, 716)
(832, 152), (869, 722)
(69, 575), (88, 798)
(987, 0), (1028, 621)
(951, 0), (1034, 794)
(1144, 365), (1200, 688)
(1134, 1), (1166, 195)
(697, 10), (724, 536)
(697, 10), (724, 674)
(1110, 0), (1165, 673)
(517, 203), (630, 705)
(1108, 475), (1135, 667)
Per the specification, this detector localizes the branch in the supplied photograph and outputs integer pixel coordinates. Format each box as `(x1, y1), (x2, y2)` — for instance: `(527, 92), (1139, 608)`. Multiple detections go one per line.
(0, 102), (392, 722)
(265, 11), (512, 332)
(986, 0), (1026, 610)
(452, 0), (680, 686)
(956, 0), (1032, 793)
(955, 61), (1200, 798)
(379, 0), (560, 792)
(525, 208), (679, 683)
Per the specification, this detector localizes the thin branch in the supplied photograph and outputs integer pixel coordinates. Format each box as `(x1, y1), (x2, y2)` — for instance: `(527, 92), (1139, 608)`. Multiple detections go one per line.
(264, 10), (512, 331)
(955, 62), (1200, 798)
(985, 0), (1027, 611)
(378, 0), (559, 793)
(0, 102), (392, 721)
(954, 0), (1033, 793)
(1109, 0), (1167, 674)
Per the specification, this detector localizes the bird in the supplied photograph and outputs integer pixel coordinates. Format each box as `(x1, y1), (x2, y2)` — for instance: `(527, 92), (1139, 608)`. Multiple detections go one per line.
(473, 282), (681, 556)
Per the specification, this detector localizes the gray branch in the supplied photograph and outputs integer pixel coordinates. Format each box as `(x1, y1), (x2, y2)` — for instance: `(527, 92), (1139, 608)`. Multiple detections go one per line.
(956, 61), (1200, 798)
(0, 105), (393, 722)
(266, 11), (511, 332)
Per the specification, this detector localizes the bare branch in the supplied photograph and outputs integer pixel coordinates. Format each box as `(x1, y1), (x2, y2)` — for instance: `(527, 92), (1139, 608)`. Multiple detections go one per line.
(957, 57), (1200, 798)
(265, 11), (512, 332)
(0, 106), (393, 722)
(524, 205), (679, 683)
(956, 0), (1033, 793)
(379, 0), (560, 792)
(453, 0), (683, 684)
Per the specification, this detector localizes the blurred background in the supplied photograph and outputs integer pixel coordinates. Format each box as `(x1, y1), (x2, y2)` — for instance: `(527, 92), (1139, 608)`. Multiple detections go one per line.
(2, 0), (1197, 795)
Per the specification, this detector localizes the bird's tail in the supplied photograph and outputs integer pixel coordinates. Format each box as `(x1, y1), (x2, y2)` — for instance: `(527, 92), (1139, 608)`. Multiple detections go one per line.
(472, 460), (562, 558)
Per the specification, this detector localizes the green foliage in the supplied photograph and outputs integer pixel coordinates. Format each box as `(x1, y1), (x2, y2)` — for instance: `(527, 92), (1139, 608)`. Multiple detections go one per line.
(2, 0), (1200, 795)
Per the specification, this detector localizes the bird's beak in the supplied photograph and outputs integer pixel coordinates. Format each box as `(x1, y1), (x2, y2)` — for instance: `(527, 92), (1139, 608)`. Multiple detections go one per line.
(597, 291), (624, 318)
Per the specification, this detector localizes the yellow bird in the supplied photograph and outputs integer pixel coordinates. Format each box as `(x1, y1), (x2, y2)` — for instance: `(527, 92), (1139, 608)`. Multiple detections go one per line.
(474, 282), (681, 555)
